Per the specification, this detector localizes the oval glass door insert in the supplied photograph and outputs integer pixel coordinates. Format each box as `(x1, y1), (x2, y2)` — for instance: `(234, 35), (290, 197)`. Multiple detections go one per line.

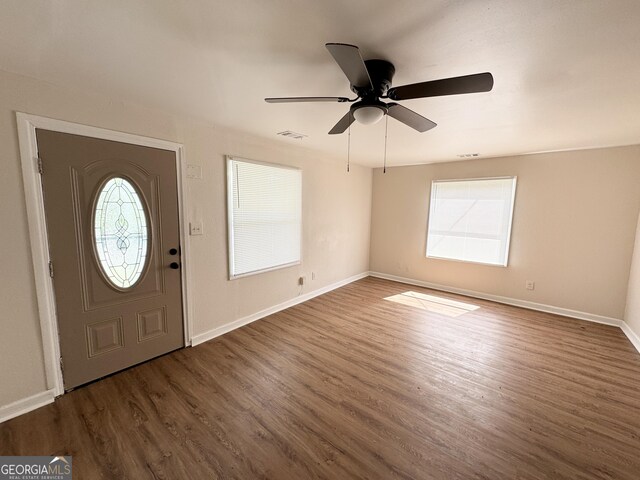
(93, 177), (149, 289)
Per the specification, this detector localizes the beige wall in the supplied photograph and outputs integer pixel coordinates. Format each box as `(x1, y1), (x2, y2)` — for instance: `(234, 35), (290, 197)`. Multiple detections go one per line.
(370, 147), (640, 319)
(0, 69), (372, 408)
(625, 213), (640, 338)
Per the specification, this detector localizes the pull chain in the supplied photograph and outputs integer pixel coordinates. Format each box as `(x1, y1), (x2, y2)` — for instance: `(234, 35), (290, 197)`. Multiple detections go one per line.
(347, 113), (351, 173)
(383, 114), (389, 173)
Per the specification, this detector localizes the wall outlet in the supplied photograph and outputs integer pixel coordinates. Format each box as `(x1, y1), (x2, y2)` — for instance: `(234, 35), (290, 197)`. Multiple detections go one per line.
(525, 280), (535, 290)
(189, 221), (203, 236)
(311, 272), (316, 280)
(298, 275), (306, 286)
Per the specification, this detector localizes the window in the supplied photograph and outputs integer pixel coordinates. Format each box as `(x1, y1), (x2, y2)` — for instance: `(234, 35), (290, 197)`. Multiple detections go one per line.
(227, 156), (302, 278)
(426, 177), (517, 266)
(93, 177), (149, 289)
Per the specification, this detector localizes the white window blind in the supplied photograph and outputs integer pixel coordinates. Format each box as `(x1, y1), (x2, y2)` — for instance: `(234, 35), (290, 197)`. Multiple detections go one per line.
(426, 177), (517, 266)
(227, 157), (302, 278)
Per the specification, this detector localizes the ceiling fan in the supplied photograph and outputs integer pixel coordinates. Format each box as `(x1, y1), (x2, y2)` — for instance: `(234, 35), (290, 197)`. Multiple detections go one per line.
(266, 43), (494, 135)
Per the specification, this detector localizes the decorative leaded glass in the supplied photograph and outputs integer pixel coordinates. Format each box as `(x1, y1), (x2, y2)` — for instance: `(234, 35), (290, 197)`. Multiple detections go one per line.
(94, 177), (149, 288)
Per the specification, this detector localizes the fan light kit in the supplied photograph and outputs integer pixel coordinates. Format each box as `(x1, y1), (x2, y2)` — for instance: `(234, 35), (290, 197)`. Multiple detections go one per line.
(266, 43), (494, 169)
(352, 103), (385, 124)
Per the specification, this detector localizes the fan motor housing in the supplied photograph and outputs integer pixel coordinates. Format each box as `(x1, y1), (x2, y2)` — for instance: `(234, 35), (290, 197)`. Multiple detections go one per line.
(351, 59), (395, 97)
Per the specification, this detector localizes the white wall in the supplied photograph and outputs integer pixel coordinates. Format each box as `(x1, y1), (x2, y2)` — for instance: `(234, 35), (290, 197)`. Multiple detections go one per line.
(625, 212), (640, 340)
(370, 147), (640, 320)
(0, 69), (372, 408)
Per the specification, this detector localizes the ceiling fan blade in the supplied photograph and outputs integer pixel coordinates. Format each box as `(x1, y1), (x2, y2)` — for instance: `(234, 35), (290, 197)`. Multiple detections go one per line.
(325, 43), (373, 89)
(387, 72), (494, 101)
(328, 111), (355, 135)
(387, 103), (437, 132)
(265, 96), (350, 103)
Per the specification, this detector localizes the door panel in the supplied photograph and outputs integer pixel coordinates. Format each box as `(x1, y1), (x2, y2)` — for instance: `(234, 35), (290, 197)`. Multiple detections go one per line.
(37, 129), (184, 390)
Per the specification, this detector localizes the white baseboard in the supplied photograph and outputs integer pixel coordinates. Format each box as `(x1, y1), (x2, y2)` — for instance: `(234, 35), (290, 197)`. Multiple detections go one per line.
(0, 389), (55, 424)
(368, 271), (624, 327)
(191, 272), (369, 346)
(621, 322), (640, 354)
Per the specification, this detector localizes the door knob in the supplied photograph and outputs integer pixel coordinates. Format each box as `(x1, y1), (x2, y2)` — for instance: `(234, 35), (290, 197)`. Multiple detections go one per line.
(169, 262), (180, 269)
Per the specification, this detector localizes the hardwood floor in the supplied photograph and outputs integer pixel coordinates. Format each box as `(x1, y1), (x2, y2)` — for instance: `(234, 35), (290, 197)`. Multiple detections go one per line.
(2, 277), (640, 479)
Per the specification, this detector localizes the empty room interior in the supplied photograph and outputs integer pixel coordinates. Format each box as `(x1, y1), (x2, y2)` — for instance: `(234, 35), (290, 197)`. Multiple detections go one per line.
(2, 1), (640, 479)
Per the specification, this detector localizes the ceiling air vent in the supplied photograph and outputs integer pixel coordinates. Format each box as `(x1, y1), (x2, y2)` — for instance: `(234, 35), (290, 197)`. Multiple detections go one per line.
(457, 153), (480, 158)
(277, 130), (308, 140)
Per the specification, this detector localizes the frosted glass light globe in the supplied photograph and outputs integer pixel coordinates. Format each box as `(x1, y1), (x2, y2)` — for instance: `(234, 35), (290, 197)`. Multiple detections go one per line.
(353, 106), (385, 125)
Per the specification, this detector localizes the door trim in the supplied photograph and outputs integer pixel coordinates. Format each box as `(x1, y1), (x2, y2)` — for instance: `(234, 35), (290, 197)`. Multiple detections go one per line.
(16, 112), (194, 397)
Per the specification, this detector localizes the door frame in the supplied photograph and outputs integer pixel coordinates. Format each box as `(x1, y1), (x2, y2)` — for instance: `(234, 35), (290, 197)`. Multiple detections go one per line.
(17, 112), (194, 397)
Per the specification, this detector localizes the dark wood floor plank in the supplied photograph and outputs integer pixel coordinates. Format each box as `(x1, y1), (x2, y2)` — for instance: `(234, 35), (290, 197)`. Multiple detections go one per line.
(1, 277), (640, 479)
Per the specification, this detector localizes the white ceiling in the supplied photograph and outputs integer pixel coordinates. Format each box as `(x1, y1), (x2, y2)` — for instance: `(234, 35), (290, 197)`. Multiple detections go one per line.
(2, 0), (640, 167)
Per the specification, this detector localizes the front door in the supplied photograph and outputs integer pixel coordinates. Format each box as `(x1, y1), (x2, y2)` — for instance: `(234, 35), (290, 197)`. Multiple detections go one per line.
(37, 129), (184, 390)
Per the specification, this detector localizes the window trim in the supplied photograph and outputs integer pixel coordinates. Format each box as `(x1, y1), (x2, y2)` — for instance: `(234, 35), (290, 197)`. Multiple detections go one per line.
(226, 155), (302, 280)
(425, 176), (517, 267)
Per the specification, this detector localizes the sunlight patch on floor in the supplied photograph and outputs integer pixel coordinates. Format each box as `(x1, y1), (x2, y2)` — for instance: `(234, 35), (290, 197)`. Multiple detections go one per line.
(384, 291), (480, 318)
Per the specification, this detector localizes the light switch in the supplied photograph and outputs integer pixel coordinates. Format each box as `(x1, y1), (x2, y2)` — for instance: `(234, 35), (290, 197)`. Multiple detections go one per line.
(189, 221), (203, 236)
(187, 164), (202, 179)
